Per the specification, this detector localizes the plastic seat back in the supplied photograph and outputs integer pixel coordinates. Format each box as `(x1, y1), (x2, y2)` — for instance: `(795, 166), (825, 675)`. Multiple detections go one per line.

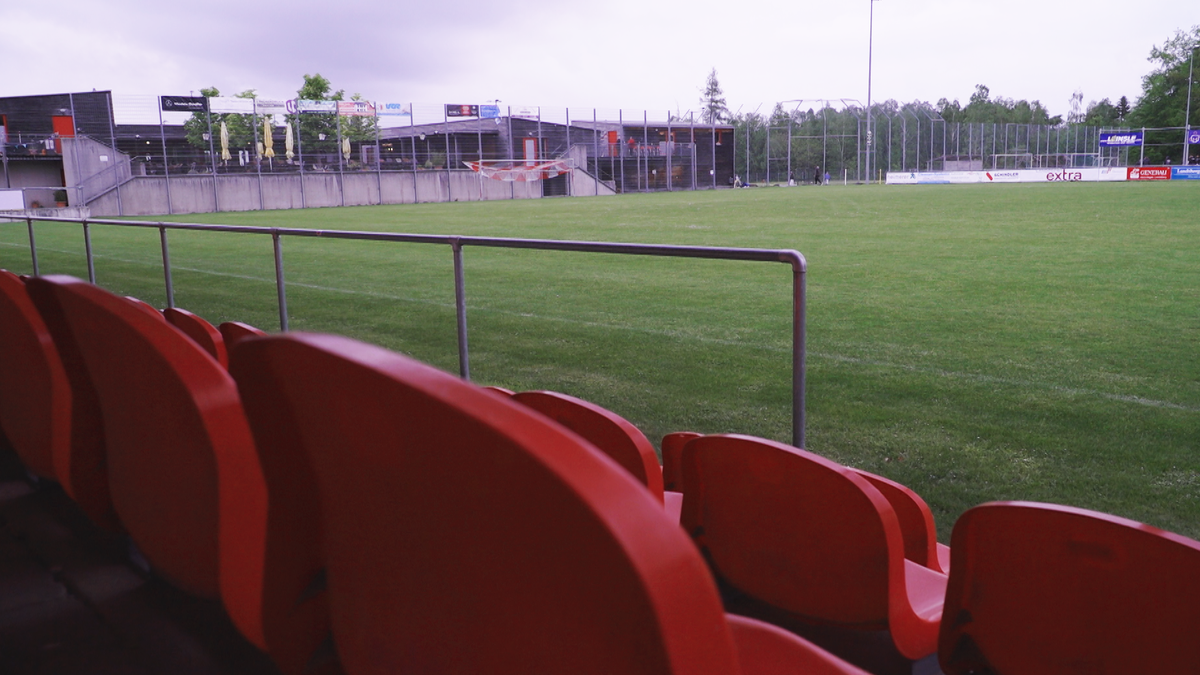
(851, 468), (947, 573)
(24, 276), (114, 528)
(218, 321), (267, 349)
(662, 431), (701, 492)
(164, 307), (228, 368)
(230, 333), (743, 675)
(680, 434), (944, 659)
(940, 501), (1200, 675)
(0, 270), (70, 480)
(25, 276), (268, 648)
(124, 295), (167, 320)
(512, 390), (665, 502)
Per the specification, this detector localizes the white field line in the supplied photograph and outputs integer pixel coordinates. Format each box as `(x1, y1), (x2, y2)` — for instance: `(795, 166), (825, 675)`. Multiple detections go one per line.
(5, 241), (1196, 413)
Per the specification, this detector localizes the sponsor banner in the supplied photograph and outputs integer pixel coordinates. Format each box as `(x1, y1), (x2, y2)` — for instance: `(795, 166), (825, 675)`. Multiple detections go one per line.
(480, 104), (501, 119)
(1099, 131), (1143, 147)
(1189, 130), (1200, 145)
(256, 99), (289, 115)
(510, 105), (540, 119)
(1171, 165), (1200, 180)
(160, 95), (208, 112)
(207, 97), (256, 114)
(889, 168), (1127, 185)
(376, 102), (411, 116)
(1128, 166), (1171, 181)
(338, 101), (376, 117)
(297, 99), (337, 114)
(886, 172), (948, 185)
(446, 104), (479, 117)
(984, 170), (1022, 183)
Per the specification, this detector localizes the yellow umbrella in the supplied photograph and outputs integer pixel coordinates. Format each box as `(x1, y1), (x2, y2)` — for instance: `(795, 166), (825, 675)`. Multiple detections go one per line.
(285, 123), (294, 162)
(342, 135), (351, 161)
(263, 117), (275, 159)
(219, 121), (231, 161)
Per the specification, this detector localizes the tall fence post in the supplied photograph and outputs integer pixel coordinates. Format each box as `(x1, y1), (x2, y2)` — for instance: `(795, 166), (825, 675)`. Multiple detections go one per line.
(26, 216), (39, 276)
(272, 231), (289, 331)
(159, 225), (175, 308)
(451, 238), (470, 381)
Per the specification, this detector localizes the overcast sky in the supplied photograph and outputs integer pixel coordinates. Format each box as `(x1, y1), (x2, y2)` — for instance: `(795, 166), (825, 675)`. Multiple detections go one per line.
(3, 0), (1195, 123)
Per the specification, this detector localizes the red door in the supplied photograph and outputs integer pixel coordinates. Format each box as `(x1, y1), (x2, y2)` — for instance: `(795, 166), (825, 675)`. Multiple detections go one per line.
(52, 115), (75, 154)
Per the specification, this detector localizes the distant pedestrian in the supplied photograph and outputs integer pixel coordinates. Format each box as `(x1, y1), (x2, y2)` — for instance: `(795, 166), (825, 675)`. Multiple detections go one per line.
(814, 166), (821, 185)
(788, 169), (795, 186)
(824, 171), (830, 185)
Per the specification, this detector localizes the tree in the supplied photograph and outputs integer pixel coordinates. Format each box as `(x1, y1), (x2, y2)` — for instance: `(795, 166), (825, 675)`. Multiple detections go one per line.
(1130, 26), (1200, 129)
(290, 73), (345, 158)
(1067, 90), (1085, 124)
(1084, 98), (1121, 127)
(1115, 96), (1131, 121)
(700, 69), (729, 125)
(339, 93), (379, 143)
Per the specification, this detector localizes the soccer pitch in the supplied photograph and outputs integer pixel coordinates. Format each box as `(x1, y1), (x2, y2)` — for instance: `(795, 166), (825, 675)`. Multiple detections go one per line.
(2, 181), (1196, 540)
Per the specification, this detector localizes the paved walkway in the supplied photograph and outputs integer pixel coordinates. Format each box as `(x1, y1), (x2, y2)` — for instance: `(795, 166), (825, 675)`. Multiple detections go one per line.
(0, 448), (279, 674)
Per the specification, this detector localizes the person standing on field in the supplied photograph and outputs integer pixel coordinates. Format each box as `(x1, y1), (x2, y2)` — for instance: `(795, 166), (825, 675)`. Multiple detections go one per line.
(814, 166), (821, 185)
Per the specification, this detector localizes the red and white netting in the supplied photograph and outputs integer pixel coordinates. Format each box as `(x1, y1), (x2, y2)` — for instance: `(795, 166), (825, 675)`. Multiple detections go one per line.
(463, 159), (572, 182)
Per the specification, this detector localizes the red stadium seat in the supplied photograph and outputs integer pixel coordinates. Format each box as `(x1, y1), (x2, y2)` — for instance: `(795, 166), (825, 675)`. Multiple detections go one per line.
(850, 469), (949, 573)
(512, 390), (665, 501)
(940, 501), (1200, 675)
(680, 434), (946, 661)
(229, 333), (870, 675)
(218, 321), (267, 349)
(662, 430), (702, 492)
(164, 307), (228, 368)
(23, 276), (115, 529)
(0, 270), (70, 481)
(24, 276), (270, 652)
(124, 295), (167, 320)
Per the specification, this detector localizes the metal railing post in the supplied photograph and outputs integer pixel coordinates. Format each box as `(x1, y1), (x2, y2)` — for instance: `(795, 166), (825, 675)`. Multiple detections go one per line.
(272, 231), (289, 331)
(792, 257), (808, 449)
(83, 220), (96, 283)
(26, 216), (39, 276)
(159, 225), (175, 308)
(451, 238), (470, 381)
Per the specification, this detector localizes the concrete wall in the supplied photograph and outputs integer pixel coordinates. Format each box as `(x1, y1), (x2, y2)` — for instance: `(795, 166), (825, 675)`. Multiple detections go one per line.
(86, 168), (574, 217)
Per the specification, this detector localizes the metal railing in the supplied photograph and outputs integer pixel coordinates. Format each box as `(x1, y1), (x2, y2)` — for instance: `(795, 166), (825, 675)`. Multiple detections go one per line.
(4, 214), (809, 447)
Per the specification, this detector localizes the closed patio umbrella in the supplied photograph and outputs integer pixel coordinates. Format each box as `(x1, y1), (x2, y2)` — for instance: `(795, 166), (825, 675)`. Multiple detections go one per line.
(342, 135), (351, 162)
(263, 118), (275, 159)
(219, 121), (231, 162)
(285, 123), (294, 162)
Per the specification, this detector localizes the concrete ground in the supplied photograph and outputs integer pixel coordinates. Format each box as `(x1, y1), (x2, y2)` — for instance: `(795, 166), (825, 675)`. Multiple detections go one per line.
(0, 446), (279, 675)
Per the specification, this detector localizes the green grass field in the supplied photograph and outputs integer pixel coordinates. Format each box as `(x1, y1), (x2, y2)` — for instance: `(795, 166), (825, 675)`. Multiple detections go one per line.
(3, 181), (1197, 540)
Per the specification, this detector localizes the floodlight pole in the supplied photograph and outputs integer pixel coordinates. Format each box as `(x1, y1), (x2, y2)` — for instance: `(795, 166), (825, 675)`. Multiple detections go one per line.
(865, 0), (878, 184)
(1186, 45), (1197, 165)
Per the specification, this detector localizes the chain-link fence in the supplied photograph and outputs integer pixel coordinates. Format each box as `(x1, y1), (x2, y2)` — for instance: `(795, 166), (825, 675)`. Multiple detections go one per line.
(3, 92), (1197, 214)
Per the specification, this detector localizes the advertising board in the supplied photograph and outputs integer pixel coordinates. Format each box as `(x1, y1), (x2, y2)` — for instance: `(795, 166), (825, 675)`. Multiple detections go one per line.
(1127, 167), (1171, 181)
(1171, 166), (1200, 180)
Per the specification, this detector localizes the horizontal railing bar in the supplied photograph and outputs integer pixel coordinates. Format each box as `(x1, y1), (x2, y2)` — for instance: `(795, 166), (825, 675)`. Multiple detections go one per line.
(1, 214), (806, 271)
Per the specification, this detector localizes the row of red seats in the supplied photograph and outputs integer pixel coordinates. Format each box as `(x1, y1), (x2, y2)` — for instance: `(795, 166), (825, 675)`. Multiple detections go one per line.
(0, 270), (867, 675)
(2, 269), (1198, 674)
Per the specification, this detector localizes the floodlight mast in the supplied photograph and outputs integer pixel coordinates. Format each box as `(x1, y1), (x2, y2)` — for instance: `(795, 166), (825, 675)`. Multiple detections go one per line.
(1186, 45), (1197, 165)
(865, 0), (879, 184)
